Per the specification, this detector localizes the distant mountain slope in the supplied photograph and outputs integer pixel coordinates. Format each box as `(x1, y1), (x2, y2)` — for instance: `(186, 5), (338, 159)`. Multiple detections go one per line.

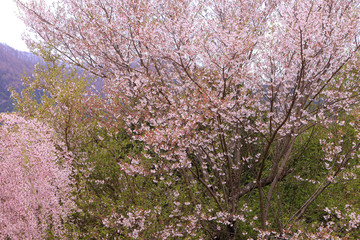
(0, 43), (38, 112)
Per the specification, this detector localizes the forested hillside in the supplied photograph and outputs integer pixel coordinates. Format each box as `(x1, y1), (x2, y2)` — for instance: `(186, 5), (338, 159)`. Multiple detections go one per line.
(0, 43), (38, 112)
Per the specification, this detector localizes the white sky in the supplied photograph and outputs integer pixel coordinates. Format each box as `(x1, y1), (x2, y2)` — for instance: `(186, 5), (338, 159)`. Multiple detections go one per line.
(0, 0), (29, 51)
(0, 0), (55, 52)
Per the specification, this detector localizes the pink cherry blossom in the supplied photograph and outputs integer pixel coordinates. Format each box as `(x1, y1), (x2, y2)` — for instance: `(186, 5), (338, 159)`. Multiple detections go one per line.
(14, 0), (360, 238)
(0, 113), (74, 239)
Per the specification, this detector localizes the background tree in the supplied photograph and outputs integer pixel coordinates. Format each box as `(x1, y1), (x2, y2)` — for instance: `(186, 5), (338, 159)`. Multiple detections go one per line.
(15, 0), (360, 238)
(11, 49), (100, 152)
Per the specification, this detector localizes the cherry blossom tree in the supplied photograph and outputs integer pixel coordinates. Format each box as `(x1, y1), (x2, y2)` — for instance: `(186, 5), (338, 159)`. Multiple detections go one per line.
(15, 0), (360, 238)
(0, 113), (74, 239)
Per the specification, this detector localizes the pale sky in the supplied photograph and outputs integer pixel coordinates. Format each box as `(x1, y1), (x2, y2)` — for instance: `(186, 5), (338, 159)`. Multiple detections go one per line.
(0, 0), (54, 52)
(0, 0), (29, 51)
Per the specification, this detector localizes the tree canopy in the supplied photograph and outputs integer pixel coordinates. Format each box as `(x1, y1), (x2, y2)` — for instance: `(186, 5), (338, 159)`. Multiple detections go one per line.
(10, 0), (360, 238)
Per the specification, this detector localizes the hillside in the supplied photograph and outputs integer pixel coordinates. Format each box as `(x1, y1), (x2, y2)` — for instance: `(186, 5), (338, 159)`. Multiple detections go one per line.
(0, 43), (38, 112)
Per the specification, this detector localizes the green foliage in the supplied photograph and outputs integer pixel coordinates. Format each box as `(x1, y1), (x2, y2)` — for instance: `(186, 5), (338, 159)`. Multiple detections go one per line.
(65, 127), (205, 239)
(11, 49), (97, 152)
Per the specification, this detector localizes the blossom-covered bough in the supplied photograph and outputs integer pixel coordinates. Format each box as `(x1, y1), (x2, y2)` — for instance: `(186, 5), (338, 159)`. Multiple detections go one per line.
(0, 113), (74, 239)
(15, 0), (360, 238)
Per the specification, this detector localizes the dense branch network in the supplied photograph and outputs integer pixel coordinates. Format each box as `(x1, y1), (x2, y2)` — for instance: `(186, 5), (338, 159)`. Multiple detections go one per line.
(13, 0), (360, 238)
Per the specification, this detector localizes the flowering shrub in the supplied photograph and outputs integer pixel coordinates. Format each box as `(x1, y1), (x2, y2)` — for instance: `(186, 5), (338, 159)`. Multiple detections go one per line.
(0, 113), (74, 239)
